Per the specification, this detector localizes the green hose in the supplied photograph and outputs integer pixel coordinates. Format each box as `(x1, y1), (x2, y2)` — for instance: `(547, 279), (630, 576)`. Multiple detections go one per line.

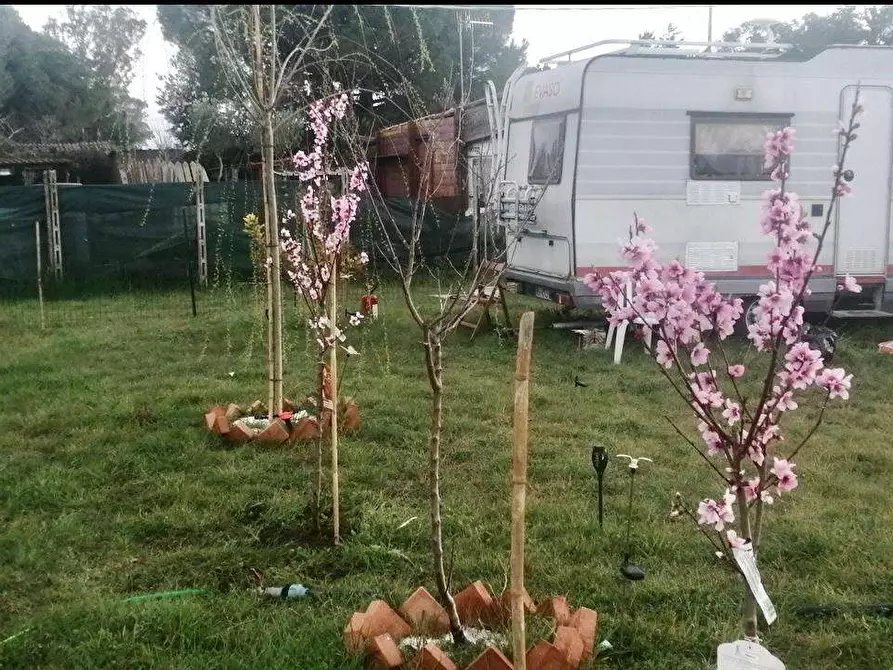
(124, 588), (205, 602)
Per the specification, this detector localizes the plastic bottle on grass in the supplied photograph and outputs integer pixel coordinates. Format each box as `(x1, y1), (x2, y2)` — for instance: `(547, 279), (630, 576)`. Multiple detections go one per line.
(259, 583), (317, 600)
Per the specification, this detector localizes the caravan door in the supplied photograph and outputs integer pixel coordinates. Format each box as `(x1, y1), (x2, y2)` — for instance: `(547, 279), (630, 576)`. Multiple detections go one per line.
(834, 85), (892, 277)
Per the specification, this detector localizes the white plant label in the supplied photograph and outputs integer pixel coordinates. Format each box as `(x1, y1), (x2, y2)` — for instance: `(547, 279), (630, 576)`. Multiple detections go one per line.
(717, 640), (785, 670)
(732, 542), (777, 625)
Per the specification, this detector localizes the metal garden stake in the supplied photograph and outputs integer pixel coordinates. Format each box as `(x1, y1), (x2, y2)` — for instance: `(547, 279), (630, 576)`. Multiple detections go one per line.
(617, 454), (652, 581)
(591, 446), (609, 529)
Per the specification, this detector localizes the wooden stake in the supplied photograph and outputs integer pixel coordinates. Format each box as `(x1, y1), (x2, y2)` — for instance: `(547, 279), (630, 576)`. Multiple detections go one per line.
(511, 311), (535, 669)
(330, 258), (341, 545)
(34, 220), (45, 330)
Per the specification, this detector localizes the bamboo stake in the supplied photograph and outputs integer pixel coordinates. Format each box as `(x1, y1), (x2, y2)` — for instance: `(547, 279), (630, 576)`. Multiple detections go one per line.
(511, 311), (535, 669)
(330, 258), (341, 545)
(34, 220), (45, 330)
(251, 5), (275, 420)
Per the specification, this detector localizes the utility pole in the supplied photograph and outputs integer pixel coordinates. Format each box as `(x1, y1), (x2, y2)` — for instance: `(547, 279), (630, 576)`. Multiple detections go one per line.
(457, 10), (465, 103)
(707, 6), (714, 43)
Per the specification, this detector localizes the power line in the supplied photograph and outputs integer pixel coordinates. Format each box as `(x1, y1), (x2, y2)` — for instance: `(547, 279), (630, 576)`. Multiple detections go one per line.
(368, 5), (707, 12)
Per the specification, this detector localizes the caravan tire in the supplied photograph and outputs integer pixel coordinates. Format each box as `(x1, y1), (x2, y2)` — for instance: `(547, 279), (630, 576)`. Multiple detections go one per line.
(735, 297), (759, 338)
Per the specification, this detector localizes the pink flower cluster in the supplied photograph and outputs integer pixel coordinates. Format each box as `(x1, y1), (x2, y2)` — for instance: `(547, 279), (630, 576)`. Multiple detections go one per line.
(280, 92), (370, 350)
(592, 114), (862, 552)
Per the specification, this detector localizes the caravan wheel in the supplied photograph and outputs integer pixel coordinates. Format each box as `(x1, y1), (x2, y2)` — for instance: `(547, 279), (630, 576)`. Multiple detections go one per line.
(735, 297), (759, 337)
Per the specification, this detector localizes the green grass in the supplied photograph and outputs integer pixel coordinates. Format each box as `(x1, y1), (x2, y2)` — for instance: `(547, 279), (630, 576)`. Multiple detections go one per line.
(1, 283), (892, 669)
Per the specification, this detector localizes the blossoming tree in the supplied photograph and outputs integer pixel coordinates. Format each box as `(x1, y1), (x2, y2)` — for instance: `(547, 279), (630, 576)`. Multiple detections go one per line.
(589, 94), (864, 640)
(280, 91), (370, 545)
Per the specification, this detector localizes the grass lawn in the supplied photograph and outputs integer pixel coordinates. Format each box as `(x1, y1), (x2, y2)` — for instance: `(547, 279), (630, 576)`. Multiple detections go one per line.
(1, 282), (892, 669)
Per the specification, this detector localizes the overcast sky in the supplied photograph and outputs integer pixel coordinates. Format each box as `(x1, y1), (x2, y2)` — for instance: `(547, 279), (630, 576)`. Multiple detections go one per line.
(14, 4), (846, 144)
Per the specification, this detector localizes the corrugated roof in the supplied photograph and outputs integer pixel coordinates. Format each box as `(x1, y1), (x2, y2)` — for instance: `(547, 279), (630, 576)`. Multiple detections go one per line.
(0, 140), (119, 167)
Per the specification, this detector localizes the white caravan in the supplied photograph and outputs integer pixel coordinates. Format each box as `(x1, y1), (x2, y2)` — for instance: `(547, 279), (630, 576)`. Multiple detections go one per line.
(493, 40), (893, 319)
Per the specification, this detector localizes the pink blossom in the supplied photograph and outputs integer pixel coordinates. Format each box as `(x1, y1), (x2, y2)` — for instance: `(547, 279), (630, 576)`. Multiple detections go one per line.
(772, 387), (798, 412)
(770, 458), (799, 492)
(742, 479), (760, 503)
(697, 492), (736, 531)
(596, 118), (861, 552)
(621, 237), (658, 269)
(838, 274), (862, 293)
(280, 93), (368, 356)
(726, 529), (747, 549)
(816, 367), (853, 400)
(655, 339), (675, 369)
(783, 342), (824, 390)
(727, 364), (745, 379)
(690, 343), (710, 367)
(634, 215), (651, 235)
(722, 399), (742, 426)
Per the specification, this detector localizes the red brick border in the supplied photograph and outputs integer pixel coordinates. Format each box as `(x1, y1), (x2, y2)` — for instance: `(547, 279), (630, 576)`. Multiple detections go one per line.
(343, 581), (598, 669)
(203, 397), (360, 445)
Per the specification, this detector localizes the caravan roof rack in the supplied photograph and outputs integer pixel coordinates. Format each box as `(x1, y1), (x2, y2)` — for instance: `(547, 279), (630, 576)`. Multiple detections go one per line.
(539, 39), (794, 65)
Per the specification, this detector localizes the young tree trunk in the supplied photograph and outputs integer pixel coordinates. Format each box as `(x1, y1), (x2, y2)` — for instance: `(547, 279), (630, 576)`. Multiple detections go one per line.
(423, 329), (467, 644)
(261, 112), (283, 416)
(314, 356), (326, 532)
(330, 258), (341, 546)
(735, 487), (759, 639)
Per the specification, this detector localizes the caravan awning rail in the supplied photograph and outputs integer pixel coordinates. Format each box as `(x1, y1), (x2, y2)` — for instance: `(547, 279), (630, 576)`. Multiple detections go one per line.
(540, 39), (794, 65)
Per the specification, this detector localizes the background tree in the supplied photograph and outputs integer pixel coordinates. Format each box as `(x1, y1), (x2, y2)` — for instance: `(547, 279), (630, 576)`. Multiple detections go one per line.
(44, 5), (150, 146)
(210, 3), (333, 427)
(157, 5), (526, 143)
(638, 23), (683, 44)
(723, 6), (893, 57)
(0, 6), (113, 143)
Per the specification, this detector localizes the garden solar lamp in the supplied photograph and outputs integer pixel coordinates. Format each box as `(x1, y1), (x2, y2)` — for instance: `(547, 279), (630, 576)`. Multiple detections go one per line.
(616, 454), (653, 581)
(591, 446), (609, 529)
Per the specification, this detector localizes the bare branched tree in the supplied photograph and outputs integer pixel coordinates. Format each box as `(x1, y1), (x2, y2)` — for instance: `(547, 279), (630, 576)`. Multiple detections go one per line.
(340, 74), (544, 642)
(0, 116), (21, 150)
(210, 4), (333, 416)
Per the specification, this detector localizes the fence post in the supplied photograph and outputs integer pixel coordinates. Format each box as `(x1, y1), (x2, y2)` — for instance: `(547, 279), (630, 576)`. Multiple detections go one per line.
(35, 220), (46, 329)
(195, 170), (208, 287)
(42, 169), (62, 281)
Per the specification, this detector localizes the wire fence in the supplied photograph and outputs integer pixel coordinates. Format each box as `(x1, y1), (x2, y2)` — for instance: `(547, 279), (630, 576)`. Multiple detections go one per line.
(0, 179), (477, 328)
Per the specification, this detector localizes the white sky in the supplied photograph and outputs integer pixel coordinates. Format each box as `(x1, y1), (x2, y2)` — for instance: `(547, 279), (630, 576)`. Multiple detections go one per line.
(13, 4), (849, 146)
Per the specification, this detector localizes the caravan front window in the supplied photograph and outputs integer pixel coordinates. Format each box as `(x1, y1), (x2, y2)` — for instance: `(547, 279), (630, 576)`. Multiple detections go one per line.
(690, 113), (792, 180)
(528, 115), (566, 185)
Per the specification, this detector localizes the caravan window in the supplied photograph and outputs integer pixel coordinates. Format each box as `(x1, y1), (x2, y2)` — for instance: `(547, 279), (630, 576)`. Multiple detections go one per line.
(528, 115), (566, 185)
(690, 113), (792, 180)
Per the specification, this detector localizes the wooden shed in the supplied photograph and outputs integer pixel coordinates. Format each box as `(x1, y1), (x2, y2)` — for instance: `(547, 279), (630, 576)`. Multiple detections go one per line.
(371, 99), (494, 214)
(0, 141), (119, 186)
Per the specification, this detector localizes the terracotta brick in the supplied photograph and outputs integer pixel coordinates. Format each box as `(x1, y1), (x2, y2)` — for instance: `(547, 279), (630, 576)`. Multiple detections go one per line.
(499, 587), (537, 618)
(342, 400), (361, 434)
(399, 587), (450, 635)
(344, 612), (369, 655)
(454, 581), (497, 626)
(409, 644), (457, 670)
(553, 626), (584, 668)
(282, 398), (295, 412)
(227, 422), (254, 443)
(570, 607), (598, 661)
(290, 416), (320, 442)
(538, 596), (571, 626)
(465, 645), (513, 670)
(366, 634), (403, 669)
(204, 408), (223, 432)
(248, 399), (266, 415)
(364, 600), (412, 642)
(526, 641), (573, 670)
(212, 413), (230, 436)
(225, 403), (243, 421)
(257, 419), (289, 444)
